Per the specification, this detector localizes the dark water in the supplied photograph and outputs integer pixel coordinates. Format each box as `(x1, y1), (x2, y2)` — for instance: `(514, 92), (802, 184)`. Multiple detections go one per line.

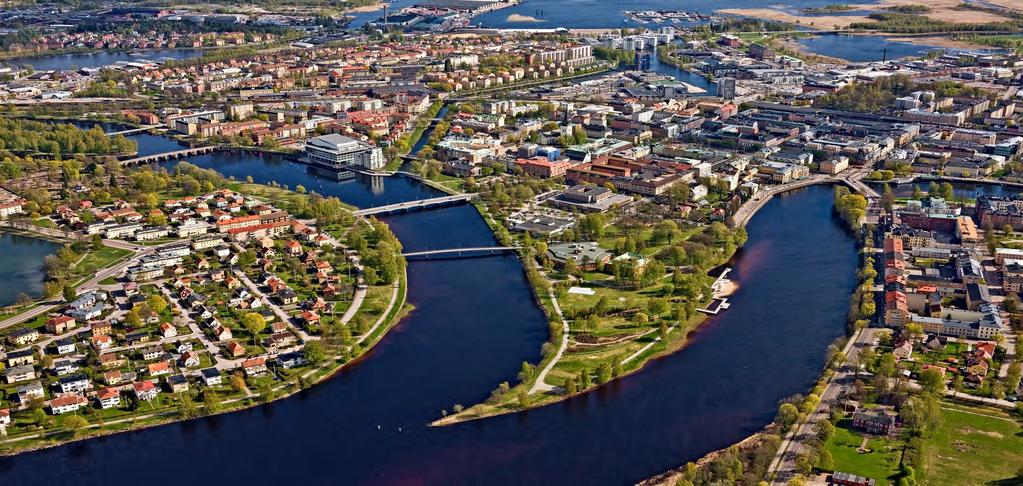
(12, 48), (204, 72)
(165, 151), (442, 208)
(0, 232), (60, 307)
(884, 180), (1023, 199)
(0, 152), (858, 485)
(795, 35), (939, 62)
(648, 48), (717, 95)
(410, 105), (450, 156)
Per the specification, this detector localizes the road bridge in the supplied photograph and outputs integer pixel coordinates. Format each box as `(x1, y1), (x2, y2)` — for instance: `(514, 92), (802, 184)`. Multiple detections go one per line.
(353, 193), (478, 217)
(120, 145), (219, 166)
(107, 124), (164, 136)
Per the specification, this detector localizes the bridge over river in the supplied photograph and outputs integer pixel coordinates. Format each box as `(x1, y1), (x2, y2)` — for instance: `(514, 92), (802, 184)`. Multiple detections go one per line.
(402, 246), (520, 259)
(120, 145), (219, 166)
(353, 193), (478, 217)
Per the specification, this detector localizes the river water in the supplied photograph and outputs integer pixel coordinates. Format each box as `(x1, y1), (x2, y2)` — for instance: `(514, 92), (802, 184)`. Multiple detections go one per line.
(11, 48), (204, 72)
(0, 232), (60, 307)
(0, 120), (859, 484)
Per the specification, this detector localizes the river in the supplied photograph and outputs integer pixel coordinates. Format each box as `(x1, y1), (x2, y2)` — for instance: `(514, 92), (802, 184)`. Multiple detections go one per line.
(9, 48), (204, 72)
(0, 121), (859, 484)
(0, 232), (60, 307)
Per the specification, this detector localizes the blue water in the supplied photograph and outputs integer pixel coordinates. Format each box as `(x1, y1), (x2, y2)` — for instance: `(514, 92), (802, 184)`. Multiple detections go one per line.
(795, 35), (939, 62)
(11, 48), (204, 72)
(649, 48), (717, 94)
(0, 232), (60, 307)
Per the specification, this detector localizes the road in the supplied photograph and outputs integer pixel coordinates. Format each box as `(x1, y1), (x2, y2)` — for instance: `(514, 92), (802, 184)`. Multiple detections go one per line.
(0, 236), (189, 332)
(769, 327), (880, 485)
(0, 220), (144, 251)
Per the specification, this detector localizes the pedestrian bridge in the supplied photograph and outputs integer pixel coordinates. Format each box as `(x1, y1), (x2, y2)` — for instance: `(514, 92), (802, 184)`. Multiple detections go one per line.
(353, 193), (478, 217)
(402, 246), (520, 259)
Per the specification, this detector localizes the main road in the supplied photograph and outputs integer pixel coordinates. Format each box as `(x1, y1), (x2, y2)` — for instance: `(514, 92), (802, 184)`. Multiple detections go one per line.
(768, 327), (880, 484)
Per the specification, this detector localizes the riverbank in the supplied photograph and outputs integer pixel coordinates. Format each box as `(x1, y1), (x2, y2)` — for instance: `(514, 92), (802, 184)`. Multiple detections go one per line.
(0, 263), (410, 457)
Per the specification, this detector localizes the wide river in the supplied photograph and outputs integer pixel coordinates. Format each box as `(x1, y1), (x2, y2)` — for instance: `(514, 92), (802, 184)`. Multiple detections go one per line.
(0, 122), (859, 484)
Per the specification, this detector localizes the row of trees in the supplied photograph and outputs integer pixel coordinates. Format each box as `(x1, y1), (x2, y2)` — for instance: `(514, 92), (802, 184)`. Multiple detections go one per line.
(834, 186), (868, 230)
(0, 118), (136, 158)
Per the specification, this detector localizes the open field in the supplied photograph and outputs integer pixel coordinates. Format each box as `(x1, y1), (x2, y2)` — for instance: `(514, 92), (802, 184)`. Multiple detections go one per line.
(920, 405), (1023, 485)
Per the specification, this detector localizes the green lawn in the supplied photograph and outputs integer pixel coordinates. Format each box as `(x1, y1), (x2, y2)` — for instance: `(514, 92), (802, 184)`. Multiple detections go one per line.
(826, 419), (903, 483)
(921, 406), (1023, 485)
(70, 246), (133, 285)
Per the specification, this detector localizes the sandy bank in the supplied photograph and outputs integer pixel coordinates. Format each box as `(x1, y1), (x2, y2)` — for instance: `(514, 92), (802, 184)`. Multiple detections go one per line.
(506, 13), (546, 23)
(718, 0), (1015, 30)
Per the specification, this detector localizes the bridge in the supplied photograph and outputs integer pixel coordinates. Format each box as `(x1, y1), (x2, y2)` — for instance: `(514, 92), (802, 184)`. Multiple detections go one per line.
(107, 124), (164, 136)
(353, 193), (478, 217)
(402, 246), (520, 259)
(120, 145), (219, 166)
(730, 170), (879, 228)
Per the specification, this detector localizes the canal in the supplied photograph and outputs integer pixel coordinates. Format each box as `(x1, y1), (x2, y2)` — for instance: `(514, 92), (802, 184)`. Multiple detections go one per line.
(0, 126), (859, 484)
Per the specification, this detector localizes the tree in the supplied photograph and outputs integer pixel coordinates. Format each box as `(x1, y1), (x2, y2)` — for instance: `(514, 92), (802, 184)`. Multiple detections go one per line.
(202, 390), (222, 415)
(776, 403), (800, 431)
(62, 285), (77, 303)
(597, 362), (613, 384)
(241, 312), (267, 345)
(562, 258), (579, 278)
(124, 309), (142, 328)
(952, 375), (964, 397)
(15, 292), (33, 309)
(919, 367), (945, 395)
(179, 394), (199, 419)
(911, 186), (924, 200)
(1005, 362), (1022, 393)
(304, 340), (326, 364)
(237, 250), (257, 268)
(64, 415), (89, 437)
(230, 374), (247, 393)
(147, 295), (168, 315)
(881, 183), (895, 213)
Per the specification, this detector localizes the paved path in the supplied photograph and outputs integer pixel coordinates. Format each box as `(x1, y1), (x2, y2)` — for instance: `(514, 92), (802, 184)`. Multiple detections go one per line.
(354, 271), (403, 346)
(340, 286), (367, 324)
(622, 325), (675, 365)
(529, 285), (568, 395)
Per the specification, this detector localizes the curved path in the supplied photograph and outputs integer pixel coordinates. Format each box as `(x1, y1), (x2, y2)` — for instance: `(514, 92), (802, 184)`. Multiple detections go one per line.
(529, 286), (568, 394)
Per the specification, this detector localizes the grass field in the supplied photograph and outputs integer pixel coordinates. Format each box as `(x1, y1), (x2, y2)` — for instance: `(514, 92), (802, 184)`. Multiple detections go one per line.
(826, 419), (904, 483)
(921, 405), (1023, 485)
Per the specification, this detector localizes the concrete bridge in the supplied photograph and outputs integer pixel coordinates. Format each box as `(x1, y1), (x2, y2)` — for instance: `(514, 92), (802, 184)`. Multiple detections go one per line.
(120, 145), (219, 166)
(353, 193), (478, 217)
(730, 169), (878, 228)
(402, 246), (520, 259)
(107, 124), (164, 136)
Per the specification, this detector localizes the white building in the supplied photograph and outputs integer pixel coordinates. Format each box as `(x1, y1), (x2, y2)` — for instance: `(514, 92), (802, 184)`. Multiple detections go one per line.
(305, 134), (385, 171)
